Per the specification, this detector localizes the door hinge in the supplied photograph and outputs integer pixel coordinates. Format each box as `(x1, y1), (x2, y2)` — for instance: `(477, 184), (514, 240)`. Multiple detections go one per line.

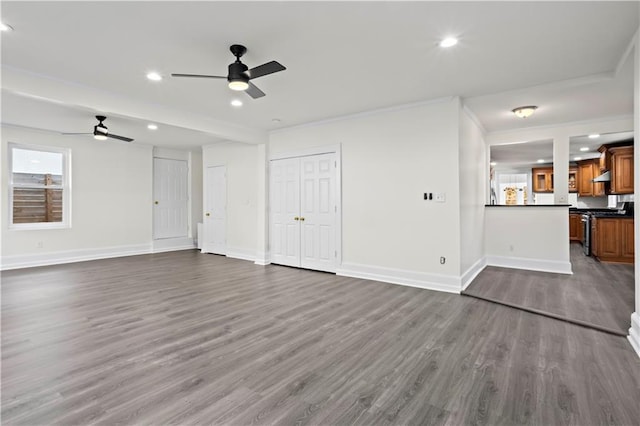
(334, 205), (337, 213)
(335, 250), (337, 258)
(334, 160), (337, 167)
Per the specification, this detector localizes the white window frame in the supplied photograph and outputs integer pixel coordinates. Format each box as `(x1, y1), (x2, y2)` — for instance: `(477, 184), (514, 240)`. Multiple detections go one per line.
(8, 142), (72, 230)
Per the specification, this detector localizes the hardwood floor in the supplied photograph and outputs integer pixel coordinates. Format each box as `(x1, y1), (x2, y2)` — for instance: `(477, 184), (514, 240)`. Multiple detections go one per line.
(2, 250), (640, 425)
(464, 242), (635, 335)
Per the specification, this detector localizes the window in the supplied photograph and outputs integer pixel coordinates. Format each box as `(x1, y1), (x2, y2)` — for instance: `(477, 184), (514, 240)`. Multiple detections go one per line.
(9, 143), (71, 229)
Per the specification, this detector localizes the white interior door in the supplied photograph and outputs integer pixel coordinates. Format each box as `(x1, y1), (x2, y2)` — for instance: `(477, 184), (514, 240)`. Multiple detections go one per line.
(204, 165), (226, 255)
(270, 158), (300, 267)
(300, 153), (336, 271)
(153, 158), (188, 239)
(269, 153), (337, 272)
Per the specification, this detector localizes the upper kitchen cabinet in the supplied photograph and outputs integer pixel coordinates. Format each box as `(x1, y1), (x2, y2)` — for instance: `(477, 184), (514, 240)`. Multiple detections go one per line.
(577, 159), (605, 197)
(610, 146), (634, 194)
(532, 167), (553, 193)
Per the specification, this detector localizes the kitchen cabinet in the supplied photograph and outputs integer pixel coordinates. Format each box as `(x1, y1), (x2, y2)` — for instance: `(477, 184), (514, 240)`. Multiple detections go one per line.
(593, 217), (634, 264)
(609, 146), (634, 194)
(532, 167), (553, 193)
(577, 159), (605, 197)
(591, 217), (598, 257)
(598, 145), (610, 172)
(532, 167), (577, 193)
(569, 213), (583, 242)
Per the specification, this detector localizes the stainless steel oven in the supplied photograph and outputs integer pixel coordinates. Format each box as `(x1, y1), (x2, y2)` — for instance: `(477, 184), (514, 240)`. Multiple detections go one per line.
(581, 214), (590, 256)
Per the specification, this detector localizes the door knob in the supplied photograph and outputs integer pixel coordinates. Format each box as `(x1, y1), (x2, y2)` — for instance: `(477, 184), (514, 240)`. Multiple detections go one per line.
(206, 213), (210, 217)
(154, 201), (159, 205)
(300, 217), (305, 221)
(294, 217), (299, 221)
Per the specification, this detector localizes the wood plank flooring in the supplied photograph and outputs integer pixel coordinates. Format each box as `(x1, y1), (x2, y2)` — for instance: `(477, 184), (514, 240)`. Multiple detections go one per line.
(2, 250), (640, 425)
(464, 242), (635, 335)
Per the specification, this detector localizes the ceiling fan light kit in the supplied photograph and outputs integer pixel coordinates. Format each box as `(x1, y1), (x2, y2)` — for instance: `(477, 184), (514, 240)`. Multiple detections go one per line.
(63, 115), (134, 143)
(512, 105), (538, 118)
(172, 44), (286, 99)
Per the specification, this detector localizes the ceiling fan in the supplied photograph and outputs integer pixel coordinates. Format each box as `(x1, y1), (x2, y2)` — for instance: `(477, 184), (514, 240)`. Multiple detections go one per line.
(63, 115), (134, 142)
(172, 44), (286, 99)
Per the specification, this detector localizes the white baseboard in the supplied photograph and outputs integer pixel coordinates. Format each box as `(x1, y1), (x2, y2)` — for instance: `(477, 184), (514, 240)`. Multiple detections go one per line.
(226, 247), (256, 262)
(336, 262), (461, 294)
(152, 237), (196, 253)
(486, 255), (573, 275)
(461, 257), (487, 291)
(628, 312), (640, 358)
(254, 251), (270, 266)
(0, 243), (153, 271)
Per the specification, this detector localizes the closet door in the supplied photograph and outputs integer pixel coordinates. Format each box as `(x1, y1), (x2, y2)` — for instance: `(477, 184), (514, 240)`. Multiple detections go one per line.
(300, 153), (336, 272)
(269, 153), (338, 273)
(270, 158), (301, 267)
(203, 165), (227, 255)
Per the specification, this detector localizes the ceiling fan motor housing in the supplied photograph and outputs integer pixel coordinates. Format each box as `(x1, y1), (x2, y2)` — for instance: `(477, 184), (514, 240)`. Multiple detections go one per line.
(228, 61), (249, 84)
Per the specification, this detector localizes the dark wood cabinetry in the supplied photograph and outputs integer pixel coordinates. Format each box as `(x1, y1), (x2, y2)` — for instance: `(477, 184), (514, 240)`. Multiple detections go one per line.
(609, 146), (634, 194)
(593, 217), (634, 264)
(577, 159), (605, 197)
(532, 167), (577, 193)
(532, 167), (553, 193)
(569, 213), (583, 242)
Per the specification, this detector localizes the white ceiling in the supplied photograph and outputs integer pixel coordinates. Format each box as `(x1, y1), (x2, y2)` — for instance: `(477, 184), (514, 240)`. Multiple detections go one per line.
(1, 1), (638, 148)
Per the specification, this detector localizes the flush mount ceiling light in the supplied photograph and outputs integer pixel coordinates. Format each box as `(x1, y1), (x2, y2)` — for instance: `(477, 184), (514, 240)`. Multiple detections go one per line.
(439, 37), (458, 48)
(537, 159), (545, 163)
(588, 133), (600, 139)
(512, 106), (538, 118)
(147, 124), (158, 130)
(490, 162), (497, 166)
(146, 72), (162, 81)
(1, 22), (14, 32)
(580, 147), (589, 152)
(574, 156), (582, 161)
(231, 99), (243, 107)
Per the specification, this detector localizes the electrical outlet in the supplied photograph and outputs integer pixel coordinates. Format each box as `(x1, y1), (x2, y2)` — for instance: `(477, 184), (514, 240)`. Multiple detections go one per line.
(435, 193), (446, 203)
(36, 241), (43, 248)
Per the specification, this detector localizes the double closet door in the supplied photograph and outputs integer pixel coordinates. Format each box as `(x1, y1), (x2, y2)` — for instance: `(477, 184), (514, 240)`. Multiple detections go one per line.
(270, 153), (337, 272)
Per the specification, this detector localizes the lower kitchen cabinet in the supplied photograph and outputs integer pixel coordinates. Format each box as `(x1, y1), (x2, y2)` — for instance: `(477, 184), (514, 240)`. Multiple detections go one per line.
(593, 217), (634, 264)
(569, 213), (583, 242)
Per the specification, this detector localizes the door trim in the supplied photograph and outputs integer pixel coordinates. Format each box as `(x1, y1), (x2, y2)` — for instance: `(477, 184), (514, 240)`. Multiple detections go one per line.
(268, 144), (342, 268)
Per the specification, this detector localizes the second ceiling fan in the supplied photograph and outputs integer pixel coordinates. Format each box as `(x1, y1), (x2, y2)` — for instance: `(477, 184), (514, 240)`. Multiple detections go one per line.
(171, 44), (286, 99)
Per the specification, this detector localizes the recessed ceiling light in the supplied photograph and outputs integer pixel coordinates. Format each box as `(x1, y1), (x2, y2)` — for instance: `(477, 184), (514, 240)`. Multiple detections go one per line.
(30, 159), (40, 164)
(146, 72), (162, 81)
(439, 37), (458, 48)
(588, 133), (600, 139)
(1, 22), (14, 32)
(271, 118), (281, 123)
(512, 106), (538, 118)
(147, 124), (158, 130)
(580, 147), (589, 152)
(537, 159), (545, 163)
(231, 99), (243, 107)
(490, 162), (497, 166)
(574, 156), (582, 161)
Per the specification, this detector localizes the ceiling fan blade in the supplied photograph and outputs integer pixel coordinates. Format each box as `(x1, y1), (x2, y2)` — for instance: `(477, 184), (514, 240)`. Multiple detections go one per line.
(171, 73), (226, 79)
(107, 133), (134, 143)
(248, 61), (286, 79)
(62, 132), (91, 135)
(245, 82), (266, 99)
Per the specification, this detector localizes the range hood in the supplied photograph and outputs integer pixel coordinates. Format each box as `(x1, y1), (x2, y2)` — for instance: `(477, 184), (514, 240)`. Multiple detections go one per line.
(593, 170), (611, 182)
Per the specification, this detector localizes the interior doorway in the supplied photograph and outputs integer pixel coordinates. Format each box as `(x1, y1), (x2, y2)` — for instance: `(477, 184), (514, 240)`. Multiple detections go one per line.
(203, 165), (227, 255)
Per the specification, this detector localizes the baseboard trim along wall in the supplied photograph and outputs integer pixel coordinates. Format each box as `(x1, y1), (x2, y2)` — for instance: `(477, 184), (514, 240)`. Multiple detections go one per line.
(0, 243), (153, 271)
(461, 257), (488, 291)
(152, 237), (196, 253)
(226, 247), (256, 262)
(337, 262), (462, 294)
(254, 251), (270, 266)
(486, 255), (573, 275)
(629, 312), (640, 358)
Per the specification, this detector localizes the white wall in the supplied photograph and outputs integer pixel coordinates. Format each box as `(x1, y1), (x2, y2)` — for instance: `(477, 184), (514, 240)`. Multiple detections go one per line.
(1, 126), (154, 268)
(202, 142), (259, 260)
(485, 206), (571, 274)
(630, 22), (640, 357)
(269, 98), (463, 292)
(190, 150), (203, 242)
(459, 106), (487, 287)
